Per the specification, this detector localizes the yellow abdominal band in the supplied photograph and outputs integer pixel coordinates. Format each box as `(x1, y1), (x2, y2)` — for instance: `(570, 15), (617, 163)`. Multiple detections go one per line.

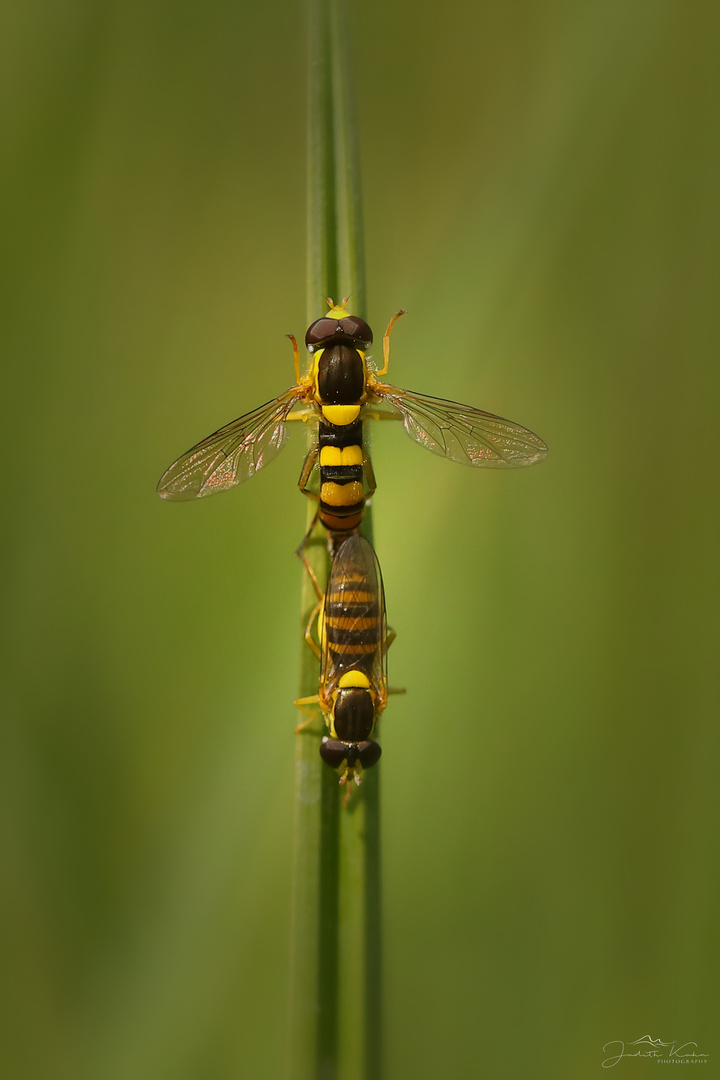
(319, 445), (363, 467)
(321, 481), (364, 506)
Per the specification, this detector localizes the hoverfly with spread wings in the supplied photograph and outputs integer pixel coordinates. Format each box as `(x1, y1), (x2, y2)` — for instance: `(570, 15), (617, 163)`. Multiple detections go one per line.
(157, 299), (548, 538)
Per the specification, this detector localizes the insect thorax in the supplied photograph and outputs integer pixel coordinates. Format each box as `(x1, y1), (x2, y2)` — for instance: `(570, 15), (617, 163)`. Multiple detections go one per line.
(315, 344), (366, 405)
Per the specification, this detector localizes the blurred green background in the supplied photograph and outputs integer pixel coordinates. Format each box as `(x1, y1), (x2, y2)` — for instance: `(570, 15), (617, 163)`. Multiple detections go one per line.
(2, 1), (718, 1077)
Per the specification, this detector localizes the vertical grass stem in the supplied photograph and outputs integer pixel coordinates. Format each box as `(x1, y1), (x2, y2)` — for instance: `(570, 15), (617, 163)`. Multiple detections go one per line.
(289, 0), (381, 1076)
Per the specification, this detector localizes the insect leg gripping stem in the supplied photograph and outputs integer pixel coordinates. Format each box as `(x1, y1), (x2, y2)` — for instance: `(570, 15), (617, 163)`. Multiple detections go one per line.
(293, 697), (321, 733)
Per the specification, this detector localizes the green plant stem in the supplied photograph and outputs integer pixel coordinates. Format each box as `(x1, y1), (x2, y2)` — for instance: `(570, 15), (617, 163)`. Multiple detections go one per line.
(289, 0), (380, 1076)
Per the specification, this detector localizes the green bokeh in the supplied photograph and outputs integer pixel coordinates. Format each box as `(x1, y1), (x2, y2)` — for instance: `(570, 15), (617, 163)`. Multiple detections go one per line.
(2, 1), (717, 1077)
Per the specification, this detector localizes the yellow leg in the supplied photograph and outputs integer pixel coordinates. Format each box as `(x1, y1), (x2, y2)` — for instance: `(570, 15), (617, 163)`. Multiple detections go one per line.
(286, 409), (316, 423)
(363, 408), (402, 421)
(376, 309), (406, 377)
(302, 596), (323, 659)
(286, 333), (301, 383)
(302, 559), (324, 602)
(388, 686), (406, 696)
(295, 509), (321, 560)
(295, 694), (320, 706)
(296, 448), (324, 557)
(294, 699), (321, 733)
(298, 445), (319, 496)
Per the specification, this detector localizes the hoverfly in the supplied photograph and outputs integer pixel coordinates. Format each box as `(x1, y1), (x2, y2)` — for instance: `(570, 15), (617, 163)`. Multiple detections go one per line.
(295, 534), (397, 788)
(156, 298), (548, 541)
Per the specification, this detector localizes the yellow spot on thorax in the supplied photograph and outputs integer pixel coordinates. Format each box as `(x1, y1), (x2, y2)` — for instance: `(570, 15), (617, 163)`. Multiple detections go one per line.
(321, 405), (361, 426)
(338, 671), (371, 689)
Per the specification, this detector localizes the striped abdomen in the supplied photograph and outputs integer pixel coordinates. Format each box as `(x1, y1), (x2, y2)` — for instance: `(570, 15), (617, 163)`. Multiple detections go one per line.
(325, 565), (382, 676)
(318, 418), (365, 533)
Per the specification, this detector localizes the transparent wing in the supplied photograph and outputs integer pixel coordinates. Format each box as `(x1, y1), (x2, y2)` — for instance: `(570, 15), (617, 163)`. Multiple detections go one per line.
(157, 387), (304, 501)
(370, 382), (548, 467)
(321, 535), (388, 696)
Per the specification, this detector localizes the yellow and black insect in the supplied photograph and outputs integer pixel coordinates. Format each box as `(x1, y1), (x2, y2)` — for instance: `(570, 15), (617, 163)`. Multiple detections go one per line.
(295, 535), (393, 787)
(156, 298), (548, 540)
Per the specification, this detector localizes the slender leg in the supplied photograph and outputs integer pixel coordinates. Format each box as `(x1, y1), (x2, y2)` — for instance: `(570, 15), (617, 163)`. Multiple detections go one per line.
(298, 445), (319, 497)
(363, 455), (377, 499)
(294, 697), (321, 733)
(295, 508), (321, 560)
(376, 310), (407, 377)
(296, 543), (323, 602)
(363, 409), (402, 421)
(286, 409), (315, 423)
(286, 333), (301, 383)
(296, 447), (323, 556)
(301, 597), (322, 658)
(297, 546), (324, 660)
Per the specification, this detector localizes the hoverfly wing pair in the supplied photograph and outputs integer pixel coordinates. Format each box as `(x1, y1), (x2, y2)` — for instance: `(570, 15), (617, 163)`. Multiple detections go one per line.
(156, 375), (547, 501)
(321, 533), (388, 699)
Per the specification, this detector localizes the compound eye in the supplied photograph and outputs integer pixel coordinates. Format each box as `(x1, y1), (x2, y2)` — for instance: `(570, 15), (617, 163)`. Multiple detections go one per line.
(339, 316), (373, 345)
(357, 741), (381, 769)
(305, 318), (340, 349)
(320, 738), (348, 769)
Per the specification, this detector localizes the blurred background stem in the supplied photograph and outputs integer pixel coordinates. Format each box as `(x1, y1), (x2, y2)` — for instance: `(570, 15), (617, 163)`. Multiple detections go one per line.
(288, 0), (381, 1077)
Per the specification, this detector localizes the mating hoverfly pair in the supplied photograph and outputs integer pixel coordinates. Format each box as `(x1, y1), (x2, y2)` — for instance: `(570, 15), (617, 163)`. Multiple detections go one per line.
(157, 299), (548, 786)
